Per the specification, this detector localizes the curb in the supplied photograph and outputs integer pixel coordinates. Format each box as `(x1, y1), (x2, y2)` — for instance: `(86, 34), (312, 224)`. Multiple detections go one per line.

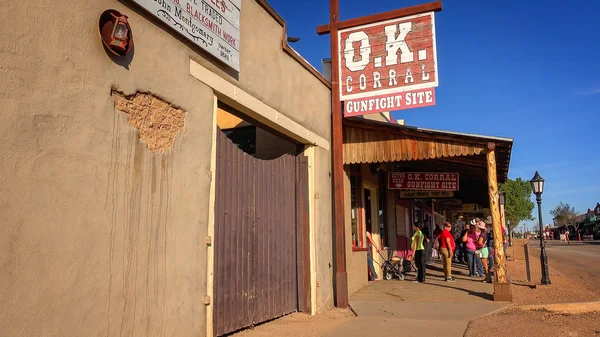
(516, 301), (600, 315)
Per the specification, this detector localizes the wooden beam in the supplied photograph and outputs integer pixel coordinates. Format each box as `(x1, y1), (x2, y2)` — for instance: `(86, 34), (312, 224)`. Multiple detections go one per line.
(317, 1), (443, 35)
(486, 143), (512, 301)
(328, 0), (349, 309)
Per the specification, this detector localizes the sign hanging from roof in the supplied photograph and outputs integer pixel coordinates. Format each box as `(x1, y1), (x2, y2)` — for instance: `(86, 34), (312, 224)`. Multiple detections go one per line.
(388, 172), (459, 191)
(131, 0), (241, 71)
(338, 11), (439, 117)
(399, 190), (454, 199)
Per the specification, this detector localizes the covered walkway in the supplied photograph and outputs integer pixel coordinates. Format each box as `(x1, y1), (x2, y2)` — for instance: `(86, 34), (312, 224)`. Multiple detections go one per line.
(342, 118), (514, 297)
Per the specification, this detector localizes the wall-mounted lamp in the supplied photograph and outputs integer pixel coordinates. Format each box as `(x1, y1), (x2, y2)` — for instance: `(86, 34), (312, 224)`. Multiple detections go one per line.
(287, 36), (301, 43)
(99, 9), (133, 56)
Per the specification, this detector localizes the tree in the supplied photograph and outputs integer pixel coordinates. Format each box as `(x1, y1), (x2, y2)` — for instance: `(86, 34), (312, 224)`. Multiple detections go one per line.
(499, 178), (535, 240)
(550, 202), (578, 229)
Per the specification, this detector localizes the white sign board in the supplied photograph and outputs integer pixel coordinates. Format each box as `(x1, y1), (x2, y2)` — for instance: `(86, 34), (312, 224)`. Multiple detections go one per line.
(132, 0), (241, 71)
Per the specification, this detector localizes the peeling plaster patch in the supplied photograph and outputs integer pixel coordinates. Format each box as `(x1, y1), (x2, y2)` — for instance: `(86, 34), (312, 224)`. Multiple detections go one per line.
(112, 90), (185, 152)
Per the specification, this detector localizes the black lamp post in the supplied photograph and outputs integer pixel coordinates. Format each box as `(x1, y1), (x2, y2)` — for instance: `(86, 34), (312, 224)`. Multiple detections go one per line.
(595, 203), (600, 216)
(530, 171), (551, 285)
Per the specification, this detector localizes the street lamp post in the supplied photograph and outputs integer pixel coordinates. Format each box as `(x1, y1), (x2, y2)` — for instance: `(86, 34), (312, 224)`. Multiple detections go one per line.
(530, 171), (551, 285)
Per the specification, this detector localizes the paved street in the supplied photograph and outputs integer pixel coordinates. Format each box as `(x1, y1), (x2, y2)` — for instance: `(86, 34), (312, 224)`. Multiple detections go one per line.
(530, 240), (600, 296)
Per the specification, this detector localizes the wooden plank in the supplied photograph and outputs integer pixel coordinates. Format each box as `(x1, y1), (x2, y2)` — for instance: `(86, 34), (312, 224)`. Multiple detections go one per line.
(317, 1), (443, 35)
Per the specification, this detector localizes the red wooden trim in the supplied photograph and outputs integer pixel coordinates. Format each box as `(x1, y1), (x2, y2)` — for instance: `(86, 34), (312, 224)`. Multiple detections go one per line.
(358, 175), (365, 247)
(317, 1), (443, 35)
(352, 247), (369, 252)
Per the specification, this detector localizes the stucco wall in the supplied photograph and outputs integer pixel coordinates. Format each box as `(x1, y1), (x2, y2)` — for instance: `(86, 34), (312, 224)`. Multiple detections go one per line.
(0, 0), (333, 336)
(191, 1), (331, 140)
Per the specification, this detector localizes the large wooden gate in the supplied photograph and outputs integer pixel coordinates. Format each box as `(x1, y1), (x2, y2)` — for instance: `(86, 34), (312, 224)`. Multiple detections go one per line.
(214, 129), (309, 336)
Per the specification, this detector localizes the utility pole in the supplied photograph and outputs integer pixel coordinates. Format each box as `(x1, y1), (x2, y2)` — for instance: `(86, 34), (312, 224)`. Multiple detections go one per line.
(328, 0), (349, 309)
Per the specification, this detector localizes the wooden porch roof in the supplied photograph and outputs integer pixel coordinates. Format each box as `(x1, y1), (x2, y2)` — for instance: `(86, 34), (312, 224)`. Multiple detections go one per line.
(343, 119), (514, 184)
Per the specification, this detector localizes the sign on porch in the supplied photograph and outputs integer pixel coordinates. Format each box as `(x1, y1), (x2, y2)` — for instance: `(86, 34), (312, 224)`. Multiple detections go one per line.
(462, 203), (479, 212)
(388, 172), (459, 191)
(399, 190), (454, 199)
(437, 199), (463, 211)
(339, 11), (439, 117)
(131, 0), (241, 71)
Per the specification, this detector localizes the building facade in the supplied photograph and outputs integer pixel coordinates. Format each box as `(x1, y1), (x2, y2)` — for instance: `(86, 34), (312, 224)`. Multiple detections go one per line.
(0, 1), (335, 337)
(340, 119), (513, 295)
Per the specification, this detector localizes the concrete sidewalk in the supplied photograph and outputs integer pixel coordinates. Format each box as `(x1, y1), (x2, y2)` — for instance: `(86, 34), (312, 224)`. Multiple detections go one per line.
(232, 260), (509, 337)
(324, 261), (509, 337)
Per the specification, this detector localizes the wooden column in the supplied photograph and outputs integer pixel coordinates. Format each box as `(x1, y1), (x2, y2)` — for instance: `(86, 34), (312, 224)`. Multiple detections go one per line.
(329, 0), (349, 308)
(486, 143), (512, 301)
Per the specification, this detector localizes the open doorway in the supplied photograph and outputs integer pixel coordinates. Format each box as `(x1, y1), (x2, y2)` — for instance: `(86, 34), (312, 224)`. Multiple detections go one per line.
(364, 189), (372, 234)
(217, 102), (298, 159)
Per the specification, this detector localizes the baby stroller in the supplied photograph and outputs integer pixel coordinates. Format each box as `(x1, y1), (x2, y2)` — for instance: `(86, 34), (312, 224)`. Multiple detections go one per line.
(377, 249), (412, 281)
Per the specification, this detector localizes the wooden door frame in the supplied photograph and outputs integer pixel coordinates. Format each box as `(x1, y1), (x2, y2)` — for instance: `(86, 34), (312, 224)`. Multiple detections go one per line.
(296, 155), (311, 313)
(363, 184), (382, 275)
(208, 97), (314, 336)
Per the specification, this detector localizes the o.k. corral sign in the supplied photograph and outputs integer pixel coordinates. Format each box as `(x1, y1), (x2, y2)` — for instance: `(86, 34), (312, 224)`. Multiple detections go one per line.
(338, 11), (439, 117)
(132, 0), (240, 71)
(388, 172), (459, 191)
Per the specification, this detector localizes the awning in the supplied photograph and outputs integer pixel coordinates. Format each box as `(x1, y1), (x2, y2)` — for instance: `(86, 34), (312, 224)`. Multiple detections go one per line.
(343, 118), (513, 184)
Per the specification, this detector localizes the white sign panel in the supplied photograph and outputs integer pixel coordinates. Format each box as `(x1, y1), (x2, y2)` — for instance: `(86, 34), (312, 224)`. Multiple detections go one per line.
(132, 0), (241, 71)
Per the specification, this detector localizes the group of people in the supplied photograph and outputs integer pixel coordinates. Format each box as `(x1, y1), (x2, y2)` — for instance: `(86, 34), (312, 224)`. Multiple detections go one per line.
(366, 215), (506, 284)
(407, 215), (505, 284)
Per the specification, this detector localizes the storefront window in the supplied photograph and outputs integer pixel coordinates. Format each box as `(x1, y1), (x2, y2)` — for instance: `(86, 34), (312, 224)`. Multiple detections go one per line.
(350, 175), (363, 247)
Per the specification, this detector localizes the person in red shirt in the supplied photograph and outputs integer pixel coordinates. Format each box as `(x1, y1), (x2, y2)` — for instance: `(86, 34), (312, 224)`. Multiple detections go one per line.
(440, 222), (456, 282)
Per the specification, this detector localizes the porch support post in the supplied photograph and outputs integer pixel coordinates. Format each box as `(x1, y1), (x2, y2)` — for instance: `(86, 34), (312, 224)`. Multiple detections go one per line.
(329, 0), (349, 308)
(486, 143), (512, 301)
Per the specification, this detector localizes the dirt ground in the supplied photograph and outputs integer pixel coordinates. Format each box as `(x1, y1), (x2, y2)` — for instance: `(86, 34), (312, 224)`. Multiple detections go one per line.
(229, 308), (355, 337)
(465, 251), (600, 337)
(466, 310), (600, 337)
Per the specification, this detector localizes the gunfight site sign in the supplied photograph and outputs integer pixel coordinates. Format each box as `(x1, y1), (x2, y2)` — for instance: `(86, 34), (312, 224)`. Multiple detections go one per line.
(388, 172), (459, 191)
(132, 0), (240, 71)
(338, 12), (438, 117)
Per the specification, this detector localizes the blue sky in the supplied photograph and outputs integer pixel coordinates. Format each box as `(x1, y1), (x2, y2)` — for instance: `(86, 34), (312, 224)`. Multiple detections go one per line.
(268, 0), (600, 229)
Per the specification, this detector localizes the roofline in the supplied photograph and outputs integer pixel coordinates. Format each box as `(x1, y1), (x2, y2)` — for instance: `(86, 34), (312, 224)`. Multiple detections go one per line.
(414, 126), (514, 143)
(345, 118), (514, 144)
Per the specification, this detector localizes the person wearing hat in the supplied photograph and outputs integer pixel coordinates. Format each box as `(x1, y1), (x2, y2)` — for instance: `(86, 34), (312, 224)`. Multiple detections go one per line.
(462, 219), (484, 277)
(476, 220), (493, 283)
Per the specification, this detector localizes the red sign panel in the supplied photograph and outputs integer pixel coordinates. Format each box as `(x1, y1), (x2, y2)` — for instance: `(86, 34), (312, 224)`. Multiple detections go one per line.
(338, 12), (438, 116)
(388, 172), (459, 191)
(344, 87), (435, 117)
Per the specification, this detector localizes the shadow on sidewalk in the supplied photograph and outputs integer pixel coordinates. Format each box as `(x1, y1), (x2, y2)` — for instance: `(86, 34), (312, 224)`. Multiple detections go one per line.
(423, 282), (494, 301)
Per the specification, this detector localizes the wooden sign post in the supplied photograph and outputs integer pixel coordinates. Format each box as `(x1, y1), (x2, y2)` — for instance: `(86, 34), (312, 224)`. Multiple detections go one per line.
(319, 0), (443, 309)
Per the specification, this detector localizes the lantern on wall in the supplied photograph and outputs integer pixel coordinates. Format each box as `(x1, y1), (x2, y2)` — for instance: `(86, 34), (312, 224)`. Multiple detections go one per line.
(99, 9), (133, 56)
